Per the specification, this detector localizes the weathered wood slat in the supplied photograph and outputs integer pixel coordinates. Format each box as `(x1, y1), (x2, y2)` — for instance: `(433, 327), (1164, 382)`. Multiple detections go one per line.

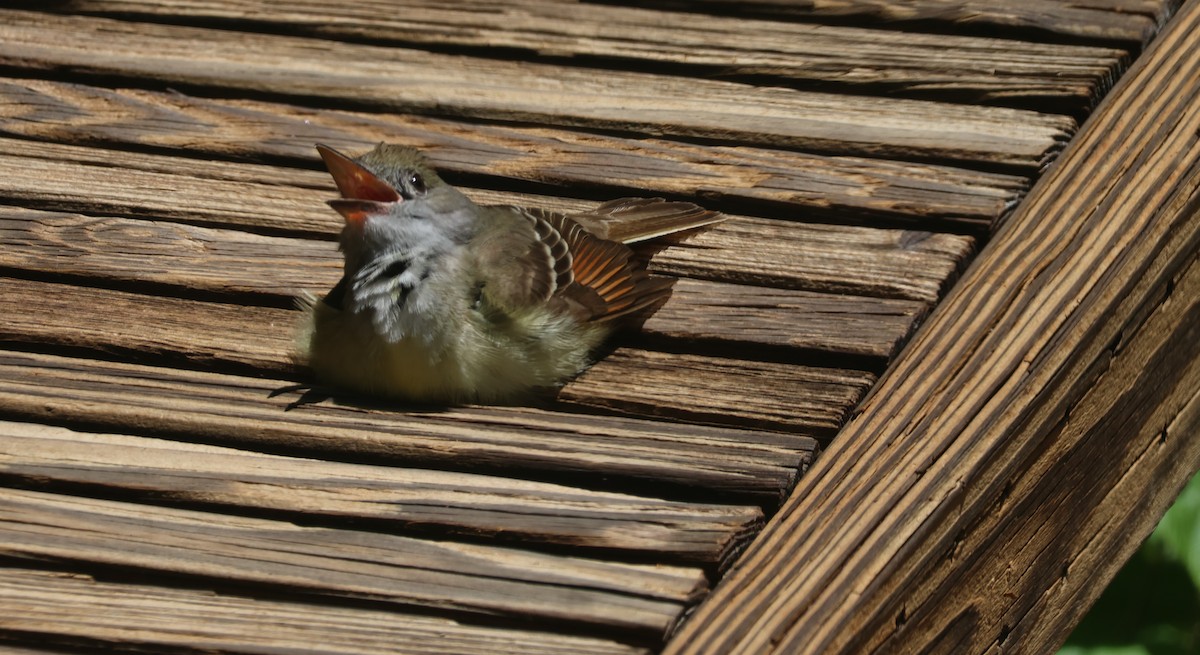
(0, 132), (977, 300)
(627, 0), (1172, 48)
(0, 235), (925, 363)
(559, 349), (874, 439)
(644, 279), (923, 361)
(0, 275), (877, 429)
(0, 79), (1023, 233)
(0, 568), (649, 655)
(0, 277), (292, 373)
(652, 221), (970, 302)
(0, 207), (340, 300)
(0, 10), (1075, 169)
(0, 421), (761, 565)
(60, 0), (1126, 112)
(0, 488), (704, 638)
(1012, 332), (1200, 650)
(0, 350), (813, 502)
(0, 203), (971, 304)
(666, 2), (1200, 651)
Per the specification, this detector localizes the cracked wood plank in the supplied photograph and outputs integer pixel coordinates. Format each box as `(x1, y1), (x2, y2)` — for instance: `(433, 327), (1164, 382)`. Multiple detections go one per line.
(558, 349), (874, 441)
(626, 0), (1175, 48)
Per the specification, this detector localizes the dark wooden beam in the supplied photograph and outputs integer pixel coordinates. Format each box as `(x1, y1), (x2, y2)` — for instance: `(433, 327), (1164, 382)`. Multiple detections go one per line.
(665, 0), (1200, 651)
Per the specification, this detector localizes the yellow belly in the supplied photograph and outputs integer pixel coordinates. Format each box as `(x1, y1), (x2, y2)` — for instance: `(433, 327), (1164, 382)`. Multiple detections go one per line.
(297, 297), (607, 404)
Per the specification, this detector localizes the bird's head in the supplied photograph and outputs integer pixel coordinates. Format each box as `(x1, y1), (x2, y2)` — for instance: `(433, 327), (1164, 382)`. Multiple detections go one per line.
(316, 143), (475, 273)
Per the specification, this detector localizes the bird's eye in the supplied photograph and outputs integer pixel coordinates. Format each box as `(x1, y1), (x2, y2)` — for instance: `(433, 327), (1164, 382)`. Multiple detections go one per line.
(408, 173), (426, 194)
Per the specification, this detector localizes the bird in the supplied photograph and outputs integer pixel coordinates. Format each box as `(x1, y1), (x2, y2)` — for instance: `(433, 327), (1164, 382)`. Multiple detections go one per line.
(298, 143), (724, 404)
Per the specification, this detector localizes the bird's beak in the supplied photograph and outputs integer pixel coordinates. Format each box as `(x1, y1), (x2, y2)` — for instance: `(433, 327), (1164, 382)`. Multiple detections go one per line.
(326, 199), (391, 227)
(315, 144), (401, 203)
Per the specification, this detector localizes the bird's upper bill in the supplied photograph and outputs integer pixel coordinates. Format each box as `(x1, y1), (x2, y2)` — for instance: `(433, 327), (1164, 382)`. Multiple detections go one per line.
(316, 144), (401, 204)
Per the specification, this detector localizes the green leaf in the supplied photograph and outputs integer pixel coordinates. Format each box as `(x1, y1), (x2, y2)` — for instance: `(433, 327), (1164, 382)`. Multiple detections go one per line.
(1150, 471), (1200, 589)
(1060, 472), (1200, 655)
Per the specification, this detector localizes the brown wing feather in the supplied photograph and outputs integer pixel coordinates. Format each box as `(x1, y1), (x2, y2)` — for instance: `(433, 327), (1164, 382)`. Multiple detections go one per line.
(478, 204), (685, 322)
(473, 206), (572, 312)
(566, 197), (725, 245)
(542, 212), (674, 323)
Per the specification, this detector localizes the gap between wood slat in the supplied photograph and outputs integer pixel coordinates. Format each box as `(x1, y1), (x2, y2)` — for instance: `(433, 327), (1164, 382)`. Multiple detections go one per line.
(0, 272), (885, 431)
(560, 350), (873, 438)
(0, 249), (917, 367)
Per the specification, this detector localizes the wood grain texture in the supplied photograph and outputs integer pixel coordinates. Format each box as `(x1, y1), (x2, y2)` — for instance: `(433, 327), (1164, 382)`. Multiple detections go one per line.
(0, 277), (294, 374)
(0, 350), (814, 503)
(665, 2), (1200, 651)
(0, 488), (705, 638)
(644, 278), (925, 360)
(0, 207), (341, 299)
(0, 420), (763, 566)
(0, 567), (650, 655)
(646, 220), (972, 302)
(0, 78), (1023, 233)
(866, 229), (1200, 653)
(559, 349), (874, 439)
(626, 0), (1174, 48)
(0, 131), (977, 301)
(0, 221), (928, 362)
(0, 0), (1173, 652)
(61, 0), (1126, 112)
(0, 10), (1075, 169)
(1011, 325), (1200, 650)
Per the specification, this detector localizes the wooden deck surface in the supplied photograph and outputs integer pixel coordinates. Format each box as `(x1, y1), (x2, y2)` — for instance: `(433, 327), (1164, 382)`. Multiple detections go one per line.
(0, 1), (1193, 653)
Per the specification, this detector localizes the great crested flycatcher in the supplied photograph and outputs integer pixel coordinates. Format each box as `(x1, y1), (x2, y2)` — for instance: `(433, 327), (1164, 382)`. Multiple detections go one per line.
(299, 143), (724, 404)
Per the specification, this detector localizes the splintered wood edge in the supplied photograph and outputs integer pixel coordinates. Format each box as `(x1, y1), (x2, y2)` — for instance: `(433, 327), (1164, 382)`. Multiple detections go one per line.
(665, 4), (1200, 653)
